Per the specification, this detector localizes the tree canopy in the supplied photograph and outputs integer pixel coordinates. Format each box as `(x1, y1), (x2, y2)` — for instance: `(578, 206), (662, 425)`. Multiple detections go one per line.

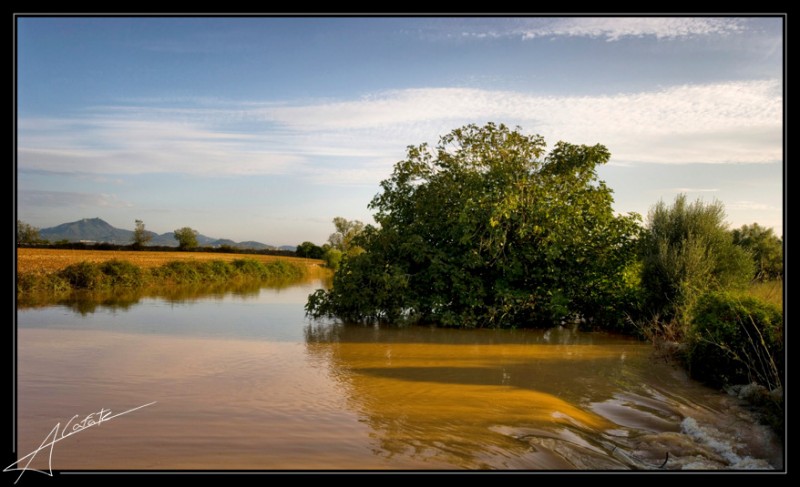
(306, 123), (641, 328)
(174, 227), (199, 250)
(295, 241), (325, 259)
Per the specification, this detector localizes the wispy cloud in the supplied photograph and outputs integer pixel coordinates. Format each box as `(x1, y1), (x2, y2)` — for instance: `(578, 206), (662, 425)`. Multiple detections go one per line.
(448, 17), (747, 42)
(19, 190), (133, 208)
(520, 17), (745, 42)
(17, 79), (782, 185)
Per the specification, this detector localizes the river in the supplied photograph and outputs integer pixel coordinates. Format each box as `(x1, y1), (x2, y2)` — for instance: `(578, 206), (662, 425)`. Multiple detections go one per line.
(15, 278), (783, 472)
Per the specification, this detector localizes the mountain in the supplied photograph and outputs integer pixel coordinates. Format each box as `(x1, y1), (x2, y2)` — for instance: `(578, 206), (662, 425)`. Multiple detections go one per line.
(40, 218), (133, 244)
(38, 218), (278, 250)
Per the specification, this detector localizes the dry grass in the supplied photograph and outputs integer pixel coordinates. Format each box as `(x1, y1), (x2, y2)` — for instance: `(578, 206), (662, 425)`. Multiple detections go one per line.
(17, 248), (325, 276)
(746, 280), (783, 309)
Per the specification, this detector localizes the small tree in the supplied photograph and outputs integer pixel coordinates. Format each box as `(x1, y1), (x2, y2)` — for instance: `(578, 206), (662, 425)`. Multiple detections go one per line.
(732, 223), (783, 281)
(328, 217), (365, 255)
(131, 219), (152, 249)
(174, 227), (199, 250)
(296, 241), (325, 259)
(17, 220), (41, 245)
(639, 194), (753, 328)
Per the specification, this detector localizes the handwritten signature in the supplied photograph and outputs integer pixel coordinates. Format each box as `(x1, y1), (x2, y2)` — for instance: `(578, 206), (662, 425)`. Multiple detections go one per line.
(5, 401), (156, 484)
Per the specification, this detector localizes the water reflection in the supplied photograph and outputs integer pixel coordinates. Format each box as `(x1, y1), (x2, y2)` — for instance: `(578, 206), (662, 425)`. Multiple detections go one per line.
(304, 322), (782, 469)
(17, 277), (316, 315)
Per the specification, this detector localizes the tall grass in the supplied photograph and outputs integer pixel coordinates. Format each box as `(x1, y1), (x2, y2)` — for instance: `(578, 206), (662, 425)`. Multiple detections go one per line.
(746, 279), (783, 309)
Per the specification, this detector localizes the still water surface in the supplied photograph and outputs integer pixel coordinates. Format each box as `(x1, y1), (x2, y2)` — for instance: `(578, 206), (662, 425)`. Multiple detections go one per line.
(17, 279), (782, 471)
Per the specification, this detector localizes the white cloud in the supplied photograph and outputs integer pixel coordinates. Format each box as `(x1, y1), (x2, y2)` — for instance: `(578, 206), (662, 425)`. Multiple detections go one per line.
(17, 79), (782, 183)
(448, 17), (746, 42)
(520, 17), (745, 41)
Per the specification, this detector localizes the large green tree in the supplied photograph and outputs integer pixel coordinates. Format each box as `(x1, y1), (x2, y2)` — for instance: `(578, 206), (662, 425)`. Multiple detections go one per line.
(306, 123), (641, 328)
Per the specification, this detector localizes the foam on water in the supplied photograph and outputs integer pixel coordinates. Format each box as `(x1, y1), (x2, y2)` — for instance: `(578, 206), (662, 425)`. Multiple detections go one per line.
(679, 417), (773, 470)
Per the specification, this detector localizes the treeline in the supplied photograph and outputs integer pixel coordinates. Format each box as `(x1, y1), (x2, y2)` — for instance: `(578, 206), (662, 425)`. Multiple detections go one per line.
(16, 240), (298, 258)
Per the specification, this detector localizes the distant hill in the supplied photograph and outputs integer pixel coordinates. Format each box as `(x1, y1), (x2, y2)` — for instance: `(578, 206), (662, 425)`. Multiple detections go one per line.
(38, 218), (278, 250)
(40, 218), (134, 244)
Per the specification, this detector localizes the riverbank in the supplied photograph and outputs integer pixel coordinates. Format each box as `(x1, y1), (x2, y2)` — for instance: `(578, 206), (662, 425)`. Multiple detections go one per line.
(16, 248), (330, 296)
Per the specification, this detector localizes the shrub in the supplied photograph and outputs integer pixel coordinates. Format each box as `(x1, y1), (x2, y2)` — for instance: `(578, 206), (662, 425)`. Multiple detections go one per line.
(59, 262), (104, 289)
(686, 291), (783, 390)
(322, 248), (342, 271)
(100, 259), (144, 287)
(152, 261), (201, 283)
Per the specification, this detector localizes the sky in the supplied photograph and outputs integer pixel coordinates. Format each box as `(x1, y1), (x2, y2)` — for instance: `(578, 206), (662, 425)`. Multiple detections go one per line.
(15, 16), (784, 246)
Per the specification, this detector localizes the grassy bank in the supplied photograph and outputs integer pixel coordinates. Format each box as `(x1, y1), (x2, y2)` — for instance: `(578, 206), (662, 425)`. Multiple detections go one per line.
(642, 279), (784, 435)
(16, 248), (329, 296)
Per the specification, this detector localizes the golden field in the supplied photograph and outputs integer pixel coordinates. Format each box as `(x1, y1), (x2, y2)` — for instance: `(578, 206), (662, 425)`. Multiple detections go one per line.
(17, 248), (325, 276)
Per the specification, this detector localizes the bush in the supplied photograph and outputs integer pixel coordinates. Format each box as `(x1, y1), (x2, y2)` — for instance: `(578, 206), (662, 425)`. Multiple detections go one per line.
(59, 262), (104, 289)
(639, 194), (753, 331)
(152, 261), (201, 283)
(686, 291), (783, 390)
(322, 248), (342, 271)
(100, 259), (144, 287)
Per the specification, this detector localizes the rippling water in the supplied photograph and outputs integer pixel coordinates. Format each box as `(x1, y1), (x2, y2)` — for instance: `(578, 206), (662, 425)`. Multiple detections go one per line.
(16, 279), (782, 471)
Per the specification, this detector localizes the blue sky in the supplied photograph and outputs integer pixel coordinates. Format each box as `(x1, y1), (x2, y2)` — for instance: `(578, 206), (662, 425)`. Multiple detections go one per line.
(16, 16), (784, 246)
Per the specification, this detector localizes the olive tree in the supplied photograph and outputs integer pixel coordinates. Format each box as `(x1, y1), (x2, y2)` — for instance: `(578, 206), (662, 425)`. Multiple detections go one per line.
(307, 123), (641, 328)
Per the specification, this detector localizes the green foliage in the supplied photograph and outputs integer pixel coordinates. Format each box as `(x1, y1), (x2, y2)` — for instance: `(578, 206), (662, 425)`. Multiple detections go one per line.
(152, 260), (201, 283)
(59, 262), (105, 289)
(19, 257), (308, 297)
(686, 292), (783, 390)
(174, 227), (199, 250)
(328, 217), (365, 255)
(732, 223), (783, 281)
(296, 241), (325, 259)
(131, 219), (152, 249)
(99, 259), (144, 287)
(322, 248), (343, 271)
(306, 123), (641, 328)
(639, 194), (753, 329)
(17, 220), (42, 245)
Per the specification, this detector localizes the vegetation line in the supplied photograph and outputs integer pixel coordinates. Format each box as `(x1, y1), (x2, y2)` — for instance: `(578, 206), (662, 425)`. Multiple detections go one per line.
(17, 257), (316, 296)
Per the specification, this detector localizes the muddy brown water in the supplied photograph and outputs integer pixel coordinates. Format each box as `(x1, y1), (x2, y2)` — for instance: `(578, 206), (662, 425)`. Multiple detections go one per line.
(15, 279), (783, 472)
